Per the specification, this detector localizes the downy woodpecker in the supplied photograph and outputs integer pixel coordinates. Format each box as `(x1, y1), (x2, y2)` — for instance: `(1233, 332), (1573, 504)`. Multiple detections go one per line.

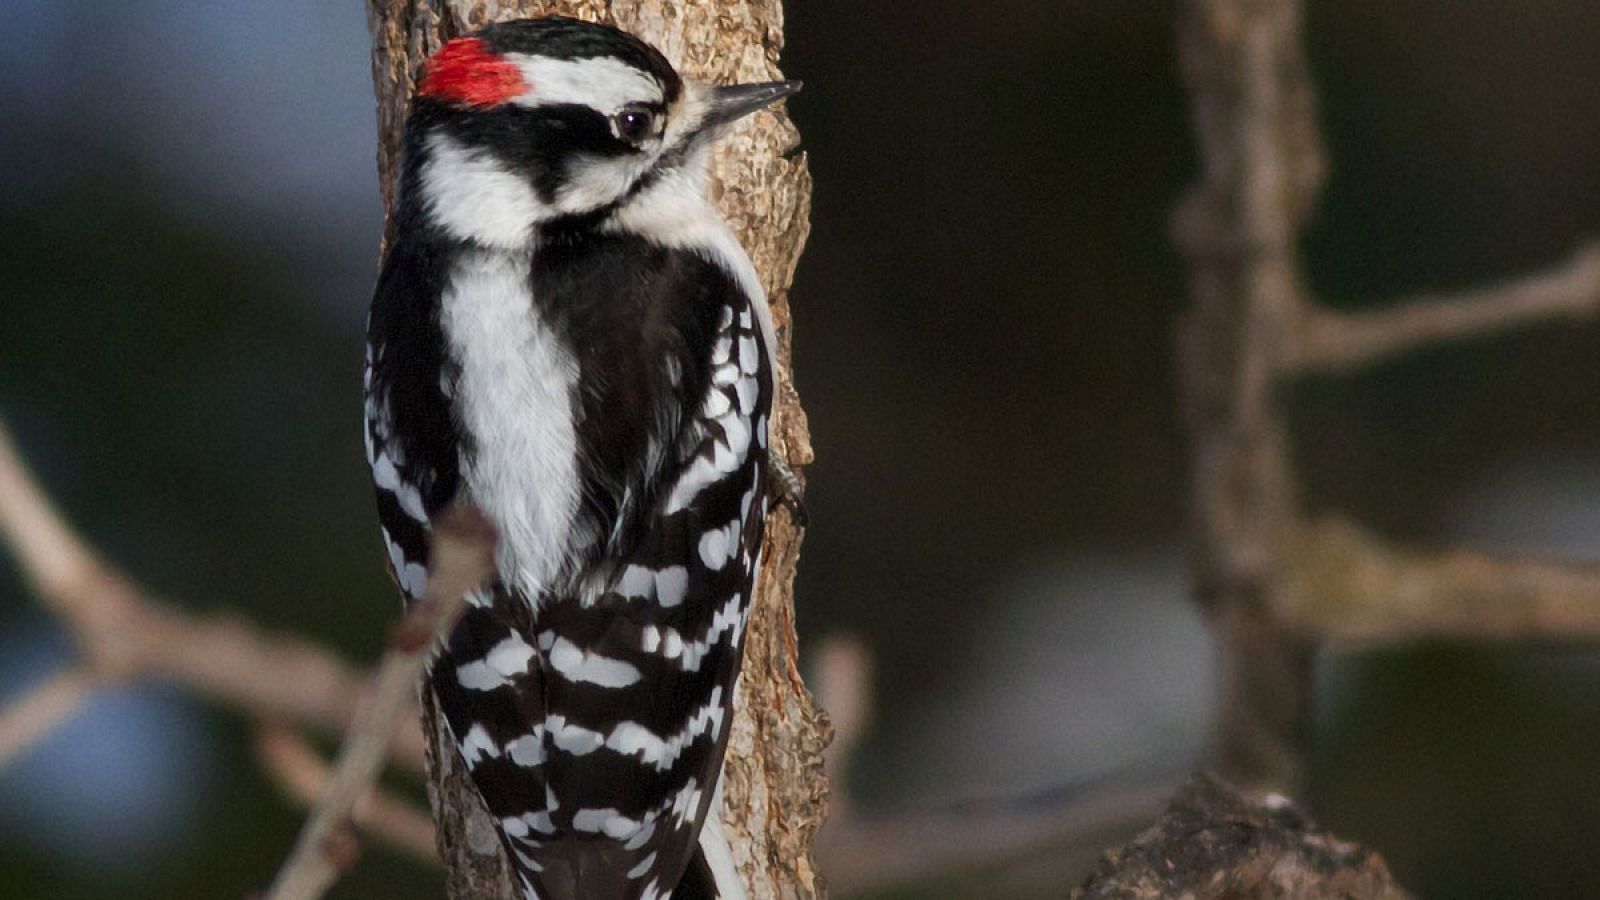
(362, 16), (798, 900)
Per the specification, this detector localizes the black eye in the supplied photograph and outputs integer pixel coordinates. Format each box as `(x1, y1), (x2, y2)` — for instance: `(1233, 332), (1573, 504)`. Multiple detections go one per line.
(613, 109), (656, 143)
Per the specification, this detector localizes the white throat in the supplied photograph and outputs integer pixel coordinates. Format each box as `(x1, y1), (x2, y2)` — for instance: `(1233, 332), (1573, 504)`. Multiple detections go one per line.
(439, 248), (586, 598)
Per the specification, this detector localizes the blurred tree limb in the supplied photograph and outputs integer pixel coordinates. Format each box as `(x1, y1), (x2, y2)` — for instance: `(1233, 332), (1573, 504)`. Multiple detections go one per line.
(1174, 0), (1600, 797)
(0, 418), (427, 771)
(365, 2), (826, 898)
(1286, 518), (1600, 645)
(1291, 242), (1600, 375)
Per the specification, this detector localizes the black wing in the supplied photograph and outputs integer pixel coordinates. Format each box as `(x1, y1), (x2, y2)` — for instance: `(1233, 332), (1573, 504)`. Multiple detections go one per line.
(365, 232), (463, 601)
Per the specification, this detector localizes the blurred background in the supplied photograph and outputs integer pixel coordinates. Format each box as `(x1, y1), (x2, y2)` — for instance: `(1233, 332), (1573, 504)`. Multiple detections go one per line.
(2, 1), (1599, 897)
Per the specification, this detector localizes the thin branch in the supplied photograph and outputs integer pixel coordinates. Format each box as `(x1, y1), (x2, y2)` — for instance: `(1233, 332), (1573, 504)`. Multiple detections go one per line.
(0, 417), (427, 773)
(256, 723), (439, 865)
(1291, 241), (1600, 375)
(265, 506), (495, 900)
(1283, 517), (1600, 645)
(817, 778), (1174, 897)
(0, 667), (97, 769)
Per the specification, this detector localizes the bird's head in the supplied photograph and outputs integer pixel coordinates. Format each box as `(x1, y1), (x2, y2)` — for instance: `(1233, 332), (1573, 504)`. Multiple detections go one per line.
(400, 16), (799, 247)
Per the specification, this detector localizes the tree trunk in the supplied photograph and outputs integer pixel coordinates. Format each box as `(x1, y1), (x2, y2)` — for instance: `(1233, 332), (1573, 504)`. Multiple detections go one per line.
(364, 3), (829, 897)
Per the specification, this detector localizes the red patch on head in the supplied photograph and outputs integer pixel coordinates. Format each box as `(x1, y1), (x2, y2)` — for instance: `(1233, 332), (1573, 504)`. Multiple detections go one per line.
(417, 37), (527, 107)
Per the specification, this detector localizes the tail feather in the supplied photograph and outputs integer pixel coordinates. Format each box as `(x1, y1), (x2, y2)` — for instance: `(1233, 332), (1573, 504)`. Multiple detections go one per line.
(673, 812), (746, 900)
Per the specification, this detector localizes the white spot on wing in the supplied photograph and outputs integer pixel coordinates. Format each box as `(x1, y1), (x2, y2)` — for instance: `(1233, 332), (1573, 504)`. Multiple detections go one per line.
(455, 634), (536, 691)
(571, 808), (642, 840)
(485, 634), (536, 675)
(371, 451), (428, 522)
(665, 457), (719, 514)
(459, 724), (500, 767)
(736, 374), (758, 415)
(669, 780), (703, 827)
(661, 628), (683, 659)
(698, 521), (738, 570)
(505, 732), (546, 767)
(613, 564), (688, 607)
(546, 715), (606, 756)
(722, 416), (751, 460)
(704, 386), (731, 418)
(623, 816), (657, 851)
(678, 592), (746, 672)
(655, 567), (688, 607)
(602, 687), (726, 771)
(547, 636), (642, 687)
(738, 335), (758, 373)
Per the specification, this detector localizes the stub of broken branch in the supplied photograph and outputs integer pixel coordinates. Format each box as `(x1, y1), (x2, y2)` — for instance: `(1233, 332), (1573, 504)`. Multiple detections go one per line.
(1283, 517), (1600, 646)
(264, 506), (496, 900)
(1071, 774), (1410, 900)
(1290, 241), (1600, 375)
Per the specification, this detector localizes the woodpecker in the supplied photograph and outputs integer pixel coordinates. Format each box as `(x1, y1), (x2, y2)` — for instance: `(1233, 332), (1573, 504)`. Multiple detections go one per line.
(362, 17), (798, 900)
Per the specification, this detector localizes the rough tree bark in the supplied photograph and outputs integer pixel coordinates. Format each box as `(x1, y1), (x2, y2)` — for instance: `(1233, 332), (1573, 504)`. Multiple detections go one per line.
(364, 3), (828, 897)
(1070, 775), (1410, 900)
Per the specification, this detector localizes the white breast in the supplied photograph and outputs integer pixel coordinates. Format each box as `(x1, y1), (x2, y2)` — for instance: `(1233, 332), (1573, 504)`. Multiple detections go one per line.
(440, 248), (584, 601)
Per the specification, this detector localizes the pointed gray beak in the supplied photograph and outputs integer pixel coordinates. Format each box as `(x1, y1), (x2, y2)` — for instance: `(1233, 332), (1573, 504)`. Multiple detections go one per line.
(702, 80), (802, 129)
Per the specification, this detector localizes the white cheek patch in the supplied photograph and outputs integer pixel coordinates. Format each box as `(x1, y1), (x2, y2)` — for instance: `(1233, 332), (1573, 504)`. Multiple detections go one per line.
(512, 55), (665, 115)
(421, 131), (548, 247)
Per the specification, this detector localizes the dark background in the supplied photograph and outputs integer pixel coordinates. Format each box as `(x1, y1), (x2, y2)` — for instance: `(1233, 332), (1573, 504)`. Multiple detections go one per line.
(2, 1), (1598, 897)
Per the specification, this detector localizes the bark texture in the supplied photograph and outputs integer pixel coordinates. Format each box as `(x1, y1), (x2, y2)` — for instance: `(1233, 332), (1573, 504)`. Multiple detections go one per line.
(365, 3), (827, 897)
(1071, 775), (1411, 900)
